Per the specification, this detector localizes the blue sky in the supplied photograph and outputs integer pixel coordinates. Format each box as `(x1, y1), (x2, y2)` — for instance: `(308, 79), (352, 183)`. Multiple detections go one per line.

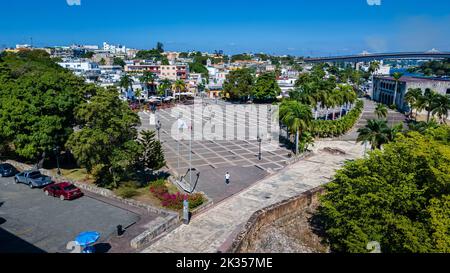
(1, 0), (449, 56)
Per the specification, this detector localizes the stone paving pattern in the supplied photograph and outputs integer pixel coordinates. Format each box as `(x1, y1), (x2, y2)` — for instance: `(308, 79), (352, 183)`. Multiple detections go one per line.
(142, 140), (365, 253)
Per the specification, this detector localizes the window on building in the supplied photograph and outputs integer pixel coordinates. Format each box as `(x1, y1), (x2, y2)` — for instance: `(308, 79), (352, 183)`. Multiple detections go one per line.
(446, 89), (450, 95)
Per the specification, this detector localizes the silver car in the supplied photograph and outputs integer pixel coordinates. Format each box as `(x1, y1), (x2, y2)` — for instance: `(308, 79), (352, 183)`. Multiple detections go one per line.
(14, 170), (53, 188)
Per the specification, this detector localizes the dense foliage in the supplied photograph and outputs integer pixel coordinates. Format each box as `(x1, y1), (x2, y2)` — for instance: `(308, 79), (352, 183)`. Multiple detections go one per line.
(311, 98), (363, 138)
(222, 68), (255, 101)
(189, 61), (209, 79)
(318, 127), (450, 253)
(406, 88), (450, 123)
(66, 87), (142, 188)
(149, 179), (205, 210)
(409, 59), (450, 77)
(230, 54), (253, 62)
(135, 48), (169, 64)
(0, 50), (95, 160)
(279, 100), (313, 153)
(252, 72), (281, 102)
(138, 130), (166, 176)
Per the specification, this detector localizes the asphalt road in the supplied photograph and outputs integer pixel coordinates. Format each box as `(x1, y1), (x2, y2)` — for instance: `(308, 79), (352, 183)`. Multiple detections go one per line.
(0, 176), (139, 253)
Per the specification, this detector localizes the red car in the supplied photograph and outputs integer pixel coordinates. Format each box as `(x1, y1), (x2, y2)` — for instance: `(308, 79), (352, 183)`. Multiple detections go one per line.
(43, 182), (83, 201)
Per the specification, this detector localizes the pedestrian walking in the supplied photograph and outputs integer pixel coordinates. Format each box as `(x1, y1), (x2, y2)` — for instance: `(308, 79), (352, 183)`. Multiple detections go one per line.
(225, 172), (230, 185)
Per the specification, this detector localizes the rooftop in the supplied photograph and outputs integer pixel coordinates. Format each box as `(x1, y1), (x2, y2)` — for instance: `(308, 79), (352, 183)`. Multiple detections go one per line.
(375, 75), (450, 83)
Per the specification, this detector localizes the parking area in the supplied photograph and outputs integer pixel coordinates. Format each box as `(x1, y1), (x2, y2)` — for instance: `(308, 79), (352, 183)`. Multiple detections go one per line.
(0, 176), (140, 253)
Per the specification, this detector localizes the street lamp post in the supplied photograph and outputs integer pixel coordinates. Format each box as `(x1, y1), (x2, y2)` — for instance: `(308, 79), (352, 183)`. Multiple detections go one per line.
(257, 135), (262, 161)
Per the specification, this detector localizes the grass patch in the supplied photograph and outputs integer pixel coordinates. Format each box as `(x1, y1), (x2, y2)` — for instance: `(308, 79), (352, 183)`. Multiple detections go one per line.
(60, 168), (93, 182)
(114, 181), (140, 199)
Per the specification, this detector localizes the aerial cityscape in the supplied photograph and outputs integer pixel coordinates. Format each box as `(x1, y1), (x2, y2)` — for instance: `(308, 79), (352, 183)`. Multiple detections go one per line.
(0, 0), (449, 268)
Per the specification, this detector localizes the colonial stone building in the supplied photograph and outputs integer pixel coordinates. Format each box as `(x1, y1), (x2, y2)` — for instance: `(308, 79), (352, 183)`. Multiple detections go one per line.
(372, 75), (450, 113)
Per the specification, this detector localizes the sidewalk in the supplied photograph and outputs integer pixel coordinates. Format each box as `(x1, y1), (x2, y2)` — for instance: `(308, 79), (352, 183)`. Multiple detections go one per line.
(141, 140), (364, 253)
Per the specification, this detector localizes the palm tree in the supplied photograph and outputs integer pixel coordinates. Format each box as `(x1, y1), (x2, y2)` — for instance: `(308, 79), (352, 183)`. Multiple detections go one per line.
(173, 79), (186, 102)
(368, 61), (380, 75)
(336, 84), (354, 118)
(408, 120), (439, 134)
(417, 88), (438, 122)
(314, 89), (328, 120)
(158, 79), (172, 97)
(329, 88), (343, 120)
(322, 90), (336, 121)
(405, 88), (422, 120)
(356, 119), (391, 150)
(392, 72), (403, 108)
(374, 103), (388, 119)
(386, 123), (404, 142)
(140, 71), (157, 95)
(279, 100), (313, 154)
(431, 94), (450, 124)
(119, 74), (134, 97)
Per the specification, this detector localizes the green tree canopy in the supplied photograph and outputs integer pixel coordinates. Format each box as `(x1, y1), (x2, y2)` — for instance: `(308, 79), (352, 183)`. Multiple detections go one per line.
(252, 72), (281, 103)
(66, 87), (142, 187)
(0, 50), (94, 161)
(318, 130), (450, 253)
(223, 68), (254, 101)
(138, 130), (166, 176)
(189, 61), (209, 79)
(113, 57), (126, 67)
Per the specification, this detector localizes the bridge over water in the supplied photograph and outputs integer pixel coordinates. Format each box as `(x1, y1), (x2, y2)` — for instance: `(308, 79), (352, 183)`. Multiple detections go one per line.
(303, 51), (450, 63)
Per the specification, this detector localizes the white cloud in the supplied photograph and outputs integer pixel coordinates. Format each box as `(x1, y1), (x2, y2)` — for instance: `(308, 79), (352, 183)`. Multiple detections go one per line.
(366, 0), (381, 6)
(66, 0), (81, 6)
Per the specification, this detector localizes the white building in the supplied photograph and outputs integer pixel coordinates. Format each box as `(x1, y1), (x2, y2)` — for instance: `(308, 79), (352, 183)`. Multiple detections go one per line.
(103, 42), (127, 54)
(16, 44), (32, 49)
(58, 60), (99, 72)
(277, 78), (296, 98)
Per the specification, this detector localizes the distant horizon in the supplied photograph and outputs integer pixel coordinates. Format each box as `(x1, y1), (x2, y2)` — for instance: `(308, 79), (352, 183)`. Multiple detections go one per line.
(5, 42), (450, 58)
(2, 0), (449, 57)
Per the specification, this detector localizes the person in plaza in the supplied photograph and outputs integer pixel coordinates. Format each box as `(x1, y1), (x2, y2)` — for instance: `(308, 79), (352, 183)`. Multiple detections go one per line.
(225, 172), (230, 185)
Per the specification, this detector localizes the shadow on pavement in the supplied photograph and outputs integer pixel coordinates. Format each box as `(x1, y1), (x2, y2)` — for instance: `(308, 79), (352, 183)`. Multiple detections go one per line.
(94, 243), (112, 253)
(0, 227), (46, 253)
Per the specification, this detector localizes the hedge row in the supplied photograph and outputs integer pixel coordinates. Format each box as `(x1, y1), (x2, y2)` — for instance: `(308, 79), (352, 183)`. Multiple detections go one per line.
(311, 100), (364, 138)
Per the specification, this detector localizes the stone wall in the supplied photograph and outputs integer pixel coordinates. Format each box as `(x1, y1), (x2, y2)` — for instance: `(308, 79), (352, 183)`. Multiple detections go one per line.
(226, 186), (325, 253)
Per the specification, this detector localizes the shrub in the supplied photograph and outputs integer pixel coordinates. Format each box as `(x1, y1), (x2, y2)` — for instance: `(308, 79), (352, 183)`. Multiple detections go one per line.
(312, 100), (364, 138)
(188, 193), (205, 209)
(317, 131), (450, 253)
(149, 180), (205, 210)
(116, 186), (139, 199)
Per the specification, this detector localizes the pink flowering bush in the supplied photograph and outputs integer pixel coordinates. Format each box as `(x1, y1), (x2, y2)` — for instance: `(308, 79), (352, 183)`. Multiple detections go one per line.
(149, 179), (205, 210)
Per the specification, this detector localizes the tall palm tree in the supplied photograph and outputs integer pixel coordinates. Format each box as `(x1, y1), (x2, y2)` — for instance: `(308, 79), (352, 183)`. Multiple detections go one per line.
(374, 103), (388, 119)
(314, 89), (328, 120)
(329, 88), (343, 120)
(405, 88), (422, 120)
(173, 79), (186, 102)
(336, 84), (354, 118)
(158, 79), (172, 97)
(431, 94), (450, 124)
(140, 71), (157, 95)
(392, 72), (403, 108)
(356, 119), (391, 150)
(279, 100), (313, 154)
(417, 88), (438, 122)
(119, 74), (134, 97)
(322, 90), (336, 121)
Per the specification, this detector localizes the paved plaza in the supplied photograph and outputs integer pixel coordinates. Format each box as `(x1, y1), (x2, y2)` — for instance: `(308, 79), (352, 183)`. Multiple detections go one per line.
(139, 100), (293, 202)
(142, 140), (366, 253)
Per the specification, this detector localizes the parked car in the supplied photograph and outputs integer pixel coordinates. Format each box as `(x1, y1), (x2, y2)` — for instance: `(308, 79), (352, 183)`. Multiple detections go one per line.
(14, 170), (53, 188)
(0, 163), (18, 177)
(43, 182), (83, 201)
